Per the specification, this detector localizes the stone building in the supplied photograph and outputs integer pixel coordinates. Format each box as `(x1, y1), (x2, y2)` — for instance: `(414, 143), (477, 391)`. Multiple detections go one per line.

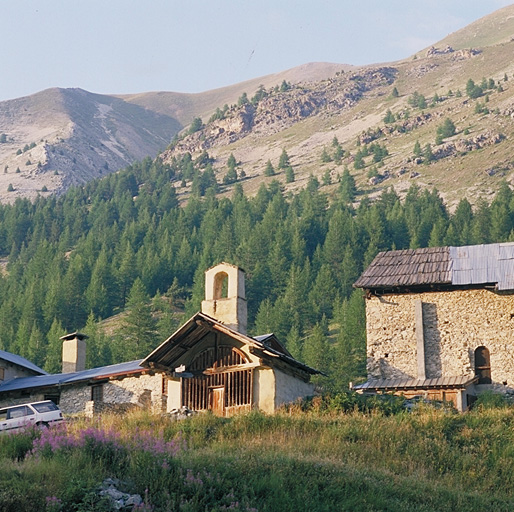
(0, 263), (319, 416)
(0, 331), (165, 415)
(353, 242), (514, 411)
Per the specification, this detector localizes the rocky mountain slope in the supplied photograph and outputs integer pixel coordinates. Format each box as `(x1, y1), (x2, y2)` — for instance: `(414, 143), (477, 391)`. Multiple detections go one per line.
(160, 4), (514, 207)
(0, 64), (344, 203)
(1, 5), (514, 205)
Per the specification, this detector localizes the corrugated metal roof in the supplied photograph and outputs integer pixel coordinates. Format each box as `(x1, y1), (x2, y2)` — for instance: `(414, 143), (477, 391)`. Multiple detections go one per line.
(450, 243), (514, 290)
(0, 349), (47, 375)
(353, 374), (478, 390)
(0, 360), (144, 393)
(355, 242), (514, 290)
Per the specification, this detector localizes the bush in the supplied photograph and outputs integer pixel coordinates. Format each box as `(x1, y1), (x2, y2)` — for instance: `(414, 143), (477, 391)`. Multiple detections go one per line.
(473, 390), (508, 410)
(288, 391), (406, 416)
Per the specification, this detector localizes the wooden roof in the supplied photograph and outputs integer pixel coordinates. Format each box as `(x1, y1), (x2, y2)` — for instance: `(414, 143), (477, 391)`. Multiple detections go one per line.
(141, 312), (321, 376)
(352, 375), (478, 391)
(354, 246), (451, 289)
(354, 242), (514, 291)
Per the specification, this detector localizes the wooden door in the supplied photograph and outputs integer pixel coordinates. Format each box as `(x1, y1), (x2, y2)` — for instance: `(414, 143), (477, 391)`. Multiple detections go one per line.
(210, 386), (225, 416)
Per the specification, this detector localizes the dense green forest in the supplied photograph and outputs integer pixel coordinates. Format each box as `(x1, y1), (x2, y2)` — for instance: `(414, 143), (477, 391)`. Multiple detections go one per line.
(0, 150), (513, 390)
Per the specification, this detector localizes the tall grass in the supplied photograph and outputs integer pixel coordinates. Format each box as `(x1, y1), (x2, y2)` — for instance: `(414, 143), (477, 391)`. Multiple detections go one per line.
(1, 403), (514, 511)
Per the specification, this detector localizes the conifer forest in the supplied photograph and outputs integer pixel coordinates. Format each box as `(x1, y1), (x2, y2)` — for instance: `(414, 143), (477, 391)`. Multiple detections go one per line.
(1, 152), (512, 390)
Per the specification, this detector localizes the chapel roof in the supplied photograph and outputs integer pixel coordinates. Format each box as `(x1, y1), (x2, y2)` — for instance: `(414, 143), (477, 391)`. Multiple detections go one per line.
(142, 312), (321, 376)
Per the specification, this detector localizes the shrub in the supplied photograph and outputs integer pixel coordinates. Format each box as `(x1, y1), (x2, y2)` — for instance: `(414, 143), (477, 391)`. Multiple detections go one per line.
(473, 390), (508, 410)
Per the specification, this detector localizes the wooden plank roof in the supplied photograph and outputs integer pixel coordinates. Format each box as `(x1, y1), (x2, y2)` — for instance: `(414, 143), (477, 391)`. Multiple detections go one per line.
(352, 375), (478, 391)
(141, 312), (321, 375)
(354, 246), (451, 289)
(354, 242), (514, 291)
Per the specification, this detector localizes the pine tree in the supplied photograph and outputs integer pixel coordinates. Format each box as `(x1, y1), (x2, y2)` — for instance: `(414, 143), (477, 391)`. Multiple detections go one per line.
(117, 278), (158, 361)
(413, 140), (422, 158)
(322, 169), (332, 186)
(321, 147), (332, 163)
(84, 312), (112, 368)
(286, 324), (303, 360)
(278, 149), (290, 169)
(44, 318), (67, 373)
(353, 151), (365, 170)
(423, 143), (435, 164)
(332, 290), (366, 390)
(302, 323), (331, 384)
(308, 264), (337, 321)
(264, 160), (275, 177)
(285, 166), (295, 183)
(339, 167), (356, 204)
(383, 109), (395, 124)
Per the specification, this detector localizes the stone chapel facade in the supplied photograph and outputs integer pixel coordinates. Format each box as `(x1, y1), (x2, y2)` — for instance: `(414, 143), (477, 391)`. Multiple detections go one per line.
(353, 243), (514, 411)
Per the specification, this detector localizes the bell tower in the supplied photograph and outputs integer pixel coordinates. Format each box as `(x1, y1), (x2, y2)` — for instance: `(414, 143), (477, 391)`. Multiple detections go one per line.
(201, 263), (247, 334)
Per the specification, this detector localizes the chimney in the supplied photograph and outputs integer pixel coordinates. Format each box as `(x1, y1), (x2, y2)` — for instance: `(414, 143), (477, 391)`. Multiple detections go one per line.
(61, 332), (88, 373)
(201, 263), (247, 334)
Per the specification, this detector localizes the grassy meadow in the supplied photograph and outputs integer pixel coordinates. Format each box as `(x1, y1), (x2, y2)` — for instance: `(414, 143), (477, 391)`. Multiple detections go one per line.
(1, 394), (514, 511)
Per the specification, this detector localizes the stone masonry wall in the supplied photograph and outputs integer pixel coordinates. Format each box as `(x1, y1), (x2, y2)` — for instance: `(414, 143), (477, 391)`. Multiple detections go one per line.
(366, 288), (514, 392)
(0, 373), (166, 415)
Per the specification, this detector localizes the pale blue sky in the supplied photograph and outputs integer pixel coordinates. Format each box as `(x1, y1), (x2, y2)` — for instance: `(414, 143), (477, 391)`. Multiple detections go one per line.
(1, 1), (512, 101)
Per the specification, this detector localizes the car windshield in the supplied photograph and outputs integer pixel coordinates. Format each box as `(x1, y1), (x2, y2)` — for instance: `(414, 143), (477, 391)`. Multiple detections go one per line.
(32, 402), (59, 413)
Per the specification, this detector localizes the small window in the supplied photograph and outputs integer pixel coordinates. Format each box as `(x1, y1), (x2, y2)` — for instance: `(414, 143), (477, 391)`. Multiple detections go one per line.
(162, 376), (168, 395)
(475, 346), (491, 384)
(44, 394), (60, 405)
(91, 385), (103, 402)
(0, 367), (4, 381)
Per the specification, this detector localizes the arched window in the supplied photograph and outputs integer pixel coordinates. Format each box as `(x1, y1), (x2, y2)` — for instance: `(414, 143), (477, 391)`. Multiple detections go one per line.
(213, 272), (229, 299)
(474, 346), (491, 384)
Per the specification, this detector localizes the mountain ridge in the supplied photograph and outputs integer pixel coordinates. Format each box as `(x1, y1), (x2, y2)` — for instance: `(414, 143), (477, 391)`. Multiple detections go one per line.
(0, 4), (513, 204)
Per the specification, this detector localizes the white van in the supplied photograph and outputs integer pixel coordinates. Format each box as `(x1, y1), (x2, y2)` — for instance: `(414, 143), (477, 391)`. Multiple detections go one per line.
(0, 400), (63, 433)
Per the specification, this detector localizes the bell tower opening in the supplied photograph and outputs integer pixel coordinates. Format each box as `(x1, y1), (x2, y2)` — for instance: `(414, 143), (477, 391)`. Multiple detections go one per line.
(214, 272), (229, 299)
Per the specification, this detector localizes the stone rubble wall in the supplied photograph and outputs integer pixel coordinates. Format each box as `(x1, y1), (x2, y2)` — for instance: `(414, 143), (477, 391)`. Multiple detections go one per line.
(0, 372), (167, 415)
(366, 288), (514, 393)
(274, 367), (315, 410)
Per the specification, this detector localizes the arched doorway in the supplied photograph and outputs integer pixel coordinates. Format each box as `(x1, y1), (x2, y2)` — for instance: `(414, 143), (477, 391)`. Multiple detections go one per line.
(474, 346), (491, 384)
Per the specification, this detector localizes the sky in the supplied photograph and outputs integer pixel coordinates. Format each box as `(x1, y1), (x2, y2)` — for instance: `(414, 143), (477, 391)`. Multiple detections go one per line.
(1, 0), (513, 102)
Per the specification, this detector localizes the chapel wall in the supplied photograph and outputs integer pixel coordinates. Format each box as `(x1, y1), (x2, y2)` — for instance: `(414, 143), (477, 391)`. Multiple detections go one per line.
(365, 288), (514, 393)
